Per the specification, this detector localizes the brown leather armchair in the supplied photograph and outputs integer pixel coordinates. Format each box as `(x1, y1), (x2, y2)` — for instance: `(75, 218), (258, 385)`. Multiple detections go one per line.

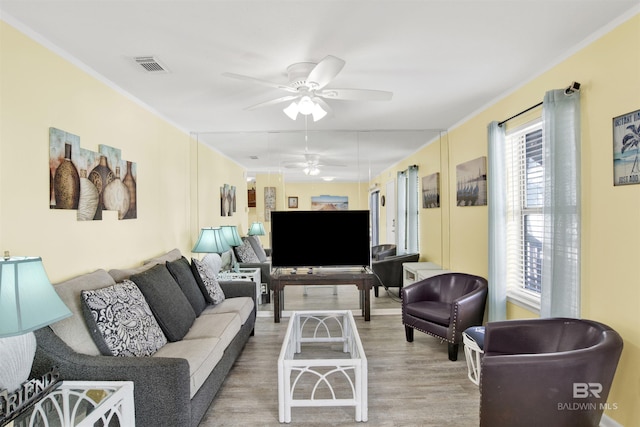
(480, 317), (623, 427)
(371, 253), (419, 297)
(401, 273), (487, 361)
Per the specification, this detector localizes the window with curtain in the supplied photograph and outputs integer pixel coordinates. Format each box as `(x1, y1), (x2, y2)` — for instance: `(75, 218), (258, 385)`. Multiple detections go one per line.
(505, 120), (544, 310)
(396, 165), (419, 255)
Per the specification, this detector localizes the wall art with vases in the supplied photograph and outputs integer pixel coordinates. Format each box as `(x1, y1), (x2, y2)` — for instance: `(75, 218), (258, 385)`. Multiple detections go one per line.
(49, 127), (137, 221)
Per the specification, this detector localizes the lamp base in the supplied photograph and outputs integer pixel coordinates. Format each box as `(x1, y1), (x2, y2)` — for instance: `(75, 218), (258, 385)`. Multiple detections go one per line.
(0, 332), (36, 393)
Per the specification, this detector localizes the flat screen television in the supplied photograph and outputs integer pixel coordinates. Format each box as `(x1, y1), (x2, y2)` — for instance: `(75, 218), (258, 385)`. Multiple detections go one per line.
(270, 210), (370, 268)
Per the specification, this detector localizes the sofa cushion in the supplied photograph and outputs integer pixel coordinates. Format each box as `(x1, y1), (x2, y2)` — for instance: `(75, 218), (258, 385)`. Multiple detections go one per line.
(50, 269), (116, 356)
(184, 312), (241, 351)
(109, 249), (183, 282)
(406, 301), (451, 326)
(201, 297), (254, 325)
(235, 238), (260, 263)
(130, 264), (196, 342)
(245, 235), (268, 263)
(166, 257), (207, 316)
(201, 253), (223, 278)
(153, 337), (224, 398)
(81, 280), (167, 357)
(191, 258), (226, 304)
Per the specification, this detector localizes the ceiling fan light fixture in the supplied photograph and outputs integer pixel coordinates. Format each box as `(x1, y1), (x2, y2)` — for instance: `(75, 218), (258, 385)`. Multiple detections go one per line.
(297, 96), (315, 115)
(303, 165), (320, 176)
(283, 101), (299, 120)
(311, 103), (327, 121)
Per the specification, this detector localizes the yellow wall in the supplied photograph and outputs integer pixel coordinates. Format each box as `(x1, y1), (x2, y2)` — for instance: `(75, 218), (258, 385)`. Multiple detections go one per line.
(372, 14), (640, 424)
(0, 20), (247, 282)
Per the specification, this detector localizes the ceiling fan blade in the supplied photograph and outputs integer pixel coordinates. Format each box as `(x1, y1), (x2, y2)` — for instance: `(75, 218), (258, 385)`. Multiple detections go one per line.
(245, 95), (299, 111)
(317, 88), (393, 101)
(222, 72), (297, 93)
(306, 55), (345, 90)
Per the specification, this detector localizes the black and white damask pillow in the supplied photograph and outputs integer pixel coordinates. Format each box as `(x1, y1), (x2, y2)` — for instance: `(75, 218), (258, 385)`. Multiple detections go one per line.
(235, 239), (261, 263)
(192, 258), (226, 304)
(81, 280), (167, 357)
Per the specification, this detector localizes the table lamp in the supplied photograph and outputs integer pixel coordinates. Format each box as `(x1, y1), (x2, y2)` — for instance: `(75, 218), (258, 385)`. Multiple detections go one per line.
(220, 225), (243, 272)
(0, 254), (72, 393)
(192, 227), (231, 254)
(247, 222), (266, 236)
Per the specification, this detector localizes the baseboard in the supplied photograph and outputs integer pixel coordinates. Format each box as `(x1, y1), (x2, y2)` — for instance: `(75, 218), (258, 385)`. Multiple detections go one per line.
(600, 413), (624, 427)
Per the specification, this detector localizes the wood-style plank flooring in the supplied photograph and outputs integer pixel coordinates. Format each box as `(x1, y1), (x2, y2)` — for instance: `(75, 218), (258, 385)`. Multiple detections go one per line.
(200, 286), (480, 426)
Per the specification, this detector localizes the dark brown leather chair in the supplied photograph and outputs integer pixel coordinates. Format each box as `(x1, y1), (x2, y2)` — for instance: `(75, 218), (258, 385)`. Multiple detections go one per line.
(371, 244), (396, 261)
(480, 317), (623, 427)
(371, 253), (419, 297)
(401, 273), (487, 361)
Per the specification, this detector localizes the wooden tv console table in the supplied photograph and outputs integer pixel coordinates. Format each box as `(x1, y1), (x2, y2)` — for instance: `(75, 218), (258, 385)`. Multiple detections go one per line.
(271, 267), (375, 323)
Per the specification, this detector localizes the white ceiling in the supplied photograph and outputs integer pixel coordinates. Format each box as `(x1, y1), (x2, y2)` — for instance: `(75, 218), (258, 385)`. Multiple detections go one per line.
(2, 1), (638, 182)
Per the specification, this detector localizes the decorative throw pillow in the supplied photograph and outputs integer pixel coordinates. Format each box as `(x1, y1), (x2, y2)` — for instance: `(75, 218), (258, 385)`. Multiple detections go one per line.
(245, 236), (268, 262)
(235, 238), (260, 263)
(81, 280), (167, 357)
(166, 256), (207, 316)
(220, 250), (233, 271)
(202, 253), (222, 277)
(191, 258), (226, 304)
(130, 264), (196, 342)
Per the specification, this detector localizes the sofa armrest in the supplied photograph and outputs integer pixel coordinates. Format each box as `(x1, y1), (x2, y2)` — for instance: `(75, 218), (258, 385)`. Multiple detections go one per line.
(33, 327), (191, 427)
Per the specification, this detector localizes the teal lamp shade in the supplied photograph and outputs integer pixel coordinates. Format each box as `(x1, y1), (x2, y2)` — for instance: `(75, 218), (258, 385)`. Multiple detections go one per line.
(221, 225), (243, 247)
(0, 256), (71, 337)
(248, 222), (266, 236)
(192, 227), (231, 253)
(0, 255), (71, 393)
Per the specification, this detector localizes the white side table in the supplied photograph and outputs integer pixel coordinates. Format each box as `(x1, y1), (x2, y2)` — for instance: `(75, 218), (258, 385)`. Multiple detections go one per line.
(218, 267), (262, 303)
(403, 262), (446, 286)
(11, 380), (135, 426)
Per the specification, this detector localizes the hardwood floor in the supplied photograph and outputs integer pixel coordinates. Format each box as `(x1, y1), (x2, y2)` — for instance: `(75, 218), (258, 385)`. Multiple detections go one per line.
(200, 287), (480, 426)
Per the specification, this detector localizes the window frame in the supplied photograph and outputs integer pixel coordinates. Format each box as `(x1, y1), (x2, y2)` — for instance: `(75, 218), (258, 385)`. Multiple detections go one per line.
(505, 119), (543, 313)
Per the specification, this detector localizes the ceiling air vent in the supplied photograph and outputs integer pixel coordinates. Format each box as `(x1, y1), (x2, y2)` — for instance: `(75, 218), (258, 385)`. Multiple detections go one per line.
(133, 56), (169, 73)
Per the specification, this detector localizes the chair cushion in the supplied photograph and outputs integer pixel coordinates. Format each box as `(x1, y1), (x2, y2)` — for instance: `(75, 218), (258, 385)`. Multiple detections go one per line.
(406, 301), (451, 325)
(130, 263), (196, 342)
(166, 256), (208, 316)
(81, 280), (167, 357)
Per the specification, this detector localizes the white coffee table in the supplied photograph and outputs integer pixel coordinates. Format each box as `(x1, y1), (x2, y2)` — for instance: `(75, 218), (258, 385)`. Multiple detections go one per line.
(278, 310), (367, 423)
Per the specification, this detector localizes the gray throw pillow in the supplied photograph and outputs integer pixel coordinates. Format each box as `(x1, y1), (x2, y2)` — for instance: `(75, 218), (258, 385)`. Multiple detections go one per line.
(81, 280), (167, 357)
(166, 256), (207, 316)
(130, 263), (196, 342)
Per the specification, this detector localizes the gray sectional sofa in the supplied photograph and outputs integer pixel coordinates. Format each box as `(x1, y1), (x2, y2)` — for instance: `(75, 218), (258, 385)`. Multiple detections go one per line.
(31, 249), (256, 427)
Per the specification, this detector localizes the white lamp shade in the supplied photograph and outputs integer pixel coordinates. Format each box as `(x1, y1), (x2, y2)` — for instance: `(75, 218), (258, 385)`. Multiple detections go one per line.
(283, 102), (299, 120)
(0, 257), (72, 337)
(221, 225), (243, 247)
(192, 227), (231, 253)
(248, 222), (266, 236)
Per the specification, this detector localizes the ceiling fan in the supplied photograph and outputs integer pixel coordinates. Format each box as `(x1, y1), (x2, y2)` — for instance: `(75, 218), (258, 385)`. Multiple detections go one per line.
(222, 55), (393, 121)
(281, 152), (346, 176)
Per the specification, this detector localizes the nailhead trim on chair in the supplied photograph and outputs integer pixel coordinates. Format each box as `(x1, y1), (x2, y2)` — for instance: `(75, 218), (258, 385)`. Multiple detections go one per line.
(401, 302), (461, 345)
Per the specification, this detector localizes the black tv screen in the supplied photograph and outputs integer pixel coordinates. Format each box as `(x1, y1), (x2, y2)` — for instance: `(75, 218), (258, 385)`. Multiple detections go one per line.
(271, 210), (370, 268)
